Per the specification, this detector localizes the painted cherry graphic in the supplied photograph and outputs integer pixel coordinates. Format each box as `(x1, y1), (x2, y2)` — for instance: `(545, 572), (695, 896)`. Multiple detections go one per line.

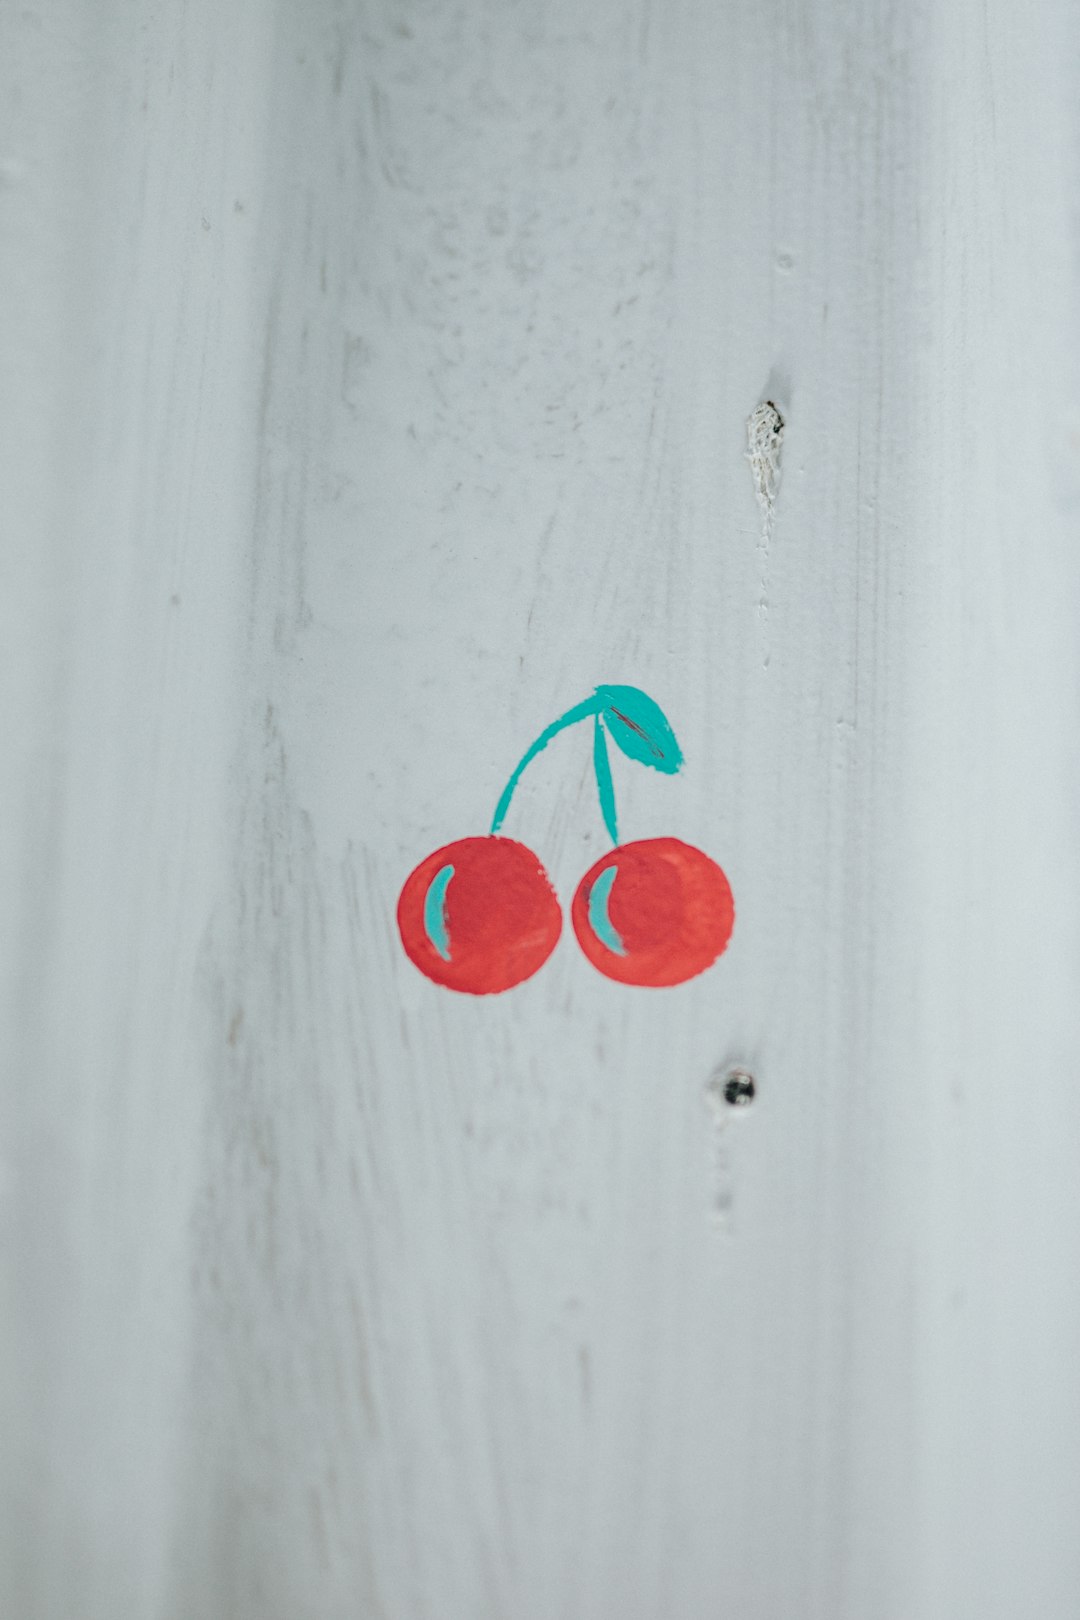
(397, 684), (735, 993)
(572, 838), (734, 987)
(397, 836), (561, 995)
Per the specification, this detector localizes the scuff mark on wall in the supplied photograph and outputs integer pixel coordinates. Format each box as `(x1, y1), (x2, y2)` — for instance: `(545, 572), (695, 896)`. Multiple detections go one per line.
(746, 397), (785, 664)
(747, 399), (785, 520)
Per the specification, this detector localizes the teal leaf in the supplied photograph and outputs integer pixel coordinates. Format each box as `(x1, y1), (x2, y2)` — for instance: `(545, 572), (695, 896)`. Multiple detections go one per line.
(595, 685), (683, 775)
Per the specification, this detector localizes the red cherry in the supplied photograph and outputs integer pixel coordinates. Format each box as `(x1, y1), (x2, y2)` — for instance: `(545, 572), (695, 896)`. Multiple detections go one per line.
(571, 837), (734, 987)
(397, 836), (562, 994)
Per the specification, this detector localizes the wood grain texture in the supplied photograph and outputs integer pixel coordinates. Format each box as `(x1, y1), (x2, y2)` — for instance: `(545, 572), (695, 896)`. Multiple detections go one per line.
(3, 2), (1080, 1616)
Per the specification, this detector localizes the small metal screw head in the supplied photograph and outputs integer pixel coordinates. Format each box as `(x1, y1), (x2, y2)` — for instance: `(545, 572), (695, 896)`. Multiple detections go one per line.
(722, 1069), (756, 1107)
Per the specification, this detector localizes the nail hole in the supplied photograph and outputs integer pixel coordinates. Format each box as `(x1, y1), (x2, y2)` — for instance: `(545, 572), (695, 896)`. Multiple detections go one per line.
(722, 1068), (756, 1107)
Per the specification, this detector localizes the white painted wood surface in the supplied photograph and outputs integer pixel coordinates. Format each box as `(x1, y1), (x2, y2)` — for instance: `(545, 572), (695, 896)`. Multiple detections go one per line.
(4, 2), (1080, 1615)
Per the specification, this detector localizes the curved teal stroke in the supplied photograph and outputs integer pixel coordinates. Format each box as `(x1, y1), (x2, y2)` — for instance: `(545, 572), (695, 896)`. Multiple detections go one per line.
(587, 865), (627, 955)
(490, 695), (601, 834)
(424, 863), (454, 960)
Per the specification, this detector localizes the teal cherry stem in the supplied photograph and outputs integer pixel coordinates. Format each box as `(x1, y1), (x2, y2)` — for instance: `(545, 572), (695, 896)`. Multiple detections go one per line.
(490, 695), (601, 835)
(592, 712), (618, 844)
(489, 684), (683, 844)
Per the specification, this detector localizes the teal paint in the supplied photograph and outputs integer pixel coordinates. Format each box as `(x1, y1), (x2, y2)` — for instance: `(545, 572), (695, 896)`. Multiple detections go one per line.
(587, 865), (627, 955)
(490, 695), (600, 834)
(595, 685), (683, 774)
(592, 714), (619, 844)
(490, 684), (683, 847)
(424, 863), (455, 960)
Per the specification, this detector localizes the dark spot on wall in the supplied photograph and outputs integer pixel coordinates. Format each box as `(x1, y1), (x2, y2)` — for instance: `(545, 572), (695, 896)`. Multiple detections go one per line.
(722, 1069), (755, 1107)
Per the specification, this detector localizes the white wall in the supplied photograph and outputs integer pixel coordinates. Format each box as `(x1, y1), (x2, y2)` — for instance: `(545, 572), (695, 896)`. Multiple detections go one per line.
(3, 2), (1079, 1616)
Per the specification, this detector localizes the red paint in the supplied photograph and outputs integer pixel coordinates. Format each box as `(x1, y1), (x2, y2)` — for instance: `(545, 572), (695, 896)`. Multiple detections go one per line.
(397, 836), (562, 994)
(571, 837), (734, 987)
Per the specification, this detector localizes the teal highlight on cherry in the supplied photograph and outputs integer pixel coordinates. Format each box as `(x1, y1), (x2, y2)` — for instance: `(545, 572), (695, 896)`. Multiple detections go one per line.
(587, 865), (627, 955)
(423, 863), (455, 960)
(490, 684), (683, 845)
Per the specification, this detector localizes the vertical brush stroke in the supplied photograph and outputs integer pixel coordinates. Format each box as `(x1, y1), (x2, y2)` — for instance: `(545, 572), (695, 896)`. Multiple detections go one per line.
(592, 713), (619, 844)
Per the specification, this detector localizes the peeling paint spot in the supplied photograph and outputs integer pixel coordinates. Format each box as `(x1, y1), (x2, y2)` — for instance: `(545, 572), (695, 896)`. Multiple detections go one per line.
(746, 399), (785, 525)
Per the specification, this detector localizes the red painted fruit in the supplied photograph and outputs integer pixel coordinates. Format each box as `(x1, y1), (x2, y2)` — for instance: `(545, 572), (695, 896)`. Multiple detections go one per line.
(397, 836), (562, 995)
(571, 837), (734, 987)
